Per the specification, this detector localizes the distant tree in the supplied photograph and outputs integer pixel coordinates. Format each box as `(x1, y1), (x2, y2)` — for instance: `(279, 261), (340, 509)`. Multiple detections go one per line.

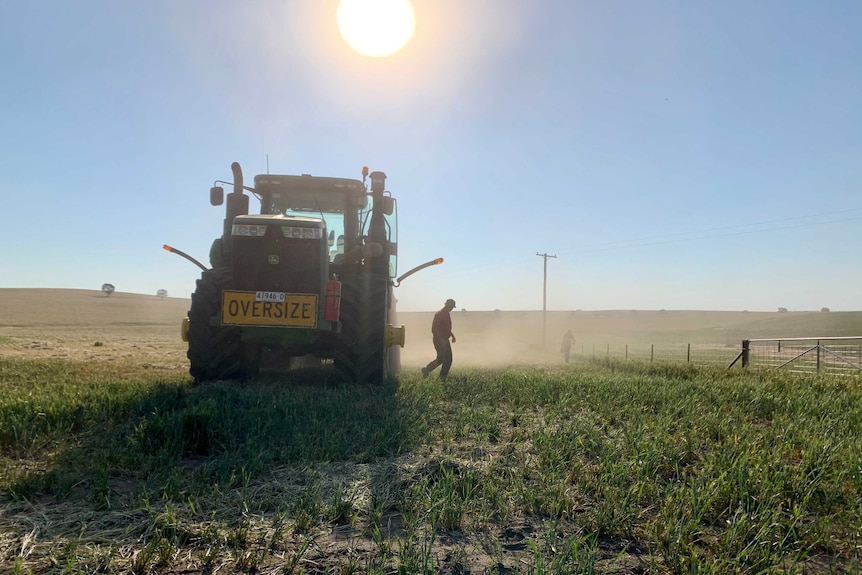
(157, 289), (168, 298)
(821, 307), (830, 313)
(777, 307), (788, 313)
(101, 283), (115, 297)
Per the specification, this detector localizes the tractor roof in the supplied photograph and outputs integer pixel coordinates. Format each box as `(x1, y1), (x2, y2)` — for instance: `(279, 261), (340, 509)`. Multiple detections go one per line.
(254, 174), (368, 214)
(254, 174), (366, 195)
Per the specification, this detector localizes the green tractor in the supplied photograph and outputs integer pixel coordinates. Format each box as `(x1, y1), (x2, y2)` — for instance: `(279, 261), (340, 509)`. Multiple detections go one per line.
(167, 161), (441, 383)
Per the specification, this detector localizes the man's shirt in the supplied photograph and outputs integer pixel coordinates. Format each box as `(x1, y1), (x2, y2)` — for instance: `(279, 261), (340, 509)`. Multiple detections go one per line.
(431, 308), (452, 339)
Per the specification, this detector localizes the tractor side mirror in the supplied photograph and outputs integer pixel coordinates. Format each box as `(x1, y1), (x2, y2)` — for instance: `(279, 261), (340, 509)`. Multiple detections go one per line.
(382, 196), (395, 216)
(210, 186), (224, 206)
(328, 230), (335, 247)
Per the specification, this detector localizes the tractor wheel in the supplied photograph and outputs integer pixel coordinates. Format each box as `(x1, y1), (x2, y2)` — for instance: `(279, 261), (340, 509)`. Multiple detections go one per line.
(333, 265), (389, 384)
(356, 273), (388, 384)
(333, 267), (386, 384)
(187, 268), (241, 382)
(333, 268), (362, 382)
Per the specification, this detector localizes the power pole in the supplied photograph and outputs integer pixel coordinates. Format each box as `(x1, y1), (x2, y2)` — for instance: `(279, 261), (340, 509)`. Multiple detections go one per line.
(536, 252), (557, 346)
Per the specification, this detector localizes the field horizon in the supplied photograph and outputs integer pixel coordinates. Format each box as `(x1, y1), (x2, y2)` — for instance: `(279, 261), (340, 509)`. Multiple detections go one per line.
(2, 288), (860, 369)
(2, 287), (858, 315)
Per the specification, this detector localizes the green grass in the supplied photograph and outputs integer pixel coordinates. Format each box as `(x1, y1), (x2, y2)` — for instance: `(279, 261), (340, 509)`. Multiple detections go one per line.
(1, 357), (860, 574)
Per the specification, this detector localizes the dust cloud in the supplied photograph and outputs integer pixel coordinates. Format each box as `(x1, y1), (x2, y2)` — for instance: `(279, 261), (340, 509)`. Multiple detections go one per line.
(397, 310), (577, 367)
(394, 308), (775, 368)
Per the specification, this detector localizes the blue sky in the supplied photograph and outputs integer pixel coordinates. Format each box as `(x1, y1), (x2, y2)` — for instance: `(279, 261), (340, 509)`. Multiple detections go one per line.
(2, 0), (860, 312)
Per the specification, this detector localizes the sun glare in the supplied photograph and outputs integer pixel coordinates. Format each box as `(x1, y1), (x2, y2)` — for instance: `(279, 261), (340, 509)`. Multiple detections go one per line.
(337, 0), (416, 58)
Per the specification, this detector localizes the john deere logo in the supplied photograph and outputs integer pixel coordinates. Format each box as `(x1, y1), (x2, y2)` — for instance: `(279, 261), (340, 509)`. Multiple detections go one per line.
(268, 255), (279, 264)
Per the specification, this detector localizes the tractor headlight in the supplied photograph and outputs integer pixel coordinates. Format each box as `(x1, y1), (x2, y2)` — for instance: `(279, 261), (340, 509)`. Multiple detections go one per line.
(232, 224), (268, 236)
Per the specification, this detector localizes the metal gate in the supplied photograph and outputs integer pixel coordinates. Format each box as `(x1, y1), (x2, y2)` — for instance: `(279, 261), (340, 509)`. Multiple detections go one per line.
(730, 337), (862, 374)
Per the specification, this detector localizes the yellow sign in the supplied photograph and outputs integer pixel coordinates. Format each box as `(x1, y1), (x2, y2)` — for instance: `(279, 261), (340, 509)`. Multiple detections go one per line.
(221, 291), (318, 327)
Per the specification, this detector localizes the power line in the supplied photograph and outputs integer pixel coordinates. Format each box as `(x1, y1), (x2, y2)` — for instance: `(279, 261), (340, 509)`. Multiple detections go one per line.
(399, 207), (862, 311)
(562, 208), (862, 256)
(425, 208), (862, 283)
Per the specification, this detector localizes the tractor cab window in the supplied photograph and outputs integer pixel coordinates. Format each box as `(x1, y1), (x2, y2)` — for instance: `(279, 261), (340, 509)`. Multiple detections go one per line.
(283, 211), (345, 264)
(265, 188), (355, 265)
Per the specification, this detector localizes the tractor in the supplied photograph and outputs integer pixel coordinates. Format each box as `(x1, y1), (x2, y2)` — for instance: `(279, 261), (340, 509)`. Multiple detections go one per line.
(166, 161), (441, 383)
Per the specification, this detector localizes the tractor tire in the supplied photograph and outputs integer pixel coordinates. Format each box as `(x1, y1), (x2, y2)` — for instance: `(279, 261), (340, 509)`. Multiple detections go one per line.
(333, 267), (362, 382)
(334, 266), (388, 384)
(357, 273), (387, 383)
(187, 267), (241, 382)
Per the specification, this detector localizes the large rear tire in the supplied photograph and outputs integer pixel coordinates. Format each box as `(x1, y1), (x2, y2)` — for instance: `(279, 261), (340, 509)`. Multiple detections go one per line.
(357, 272), (387, 384)
(187, 268), (241, 382)
(333, 266), (362, 382)
(334, 265), (387, 384)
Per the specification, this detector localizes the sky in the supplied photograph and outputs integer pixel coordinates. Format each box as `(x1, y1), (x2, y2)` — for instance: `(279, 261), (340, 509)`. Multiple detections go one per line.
(1, 0), (861, 312)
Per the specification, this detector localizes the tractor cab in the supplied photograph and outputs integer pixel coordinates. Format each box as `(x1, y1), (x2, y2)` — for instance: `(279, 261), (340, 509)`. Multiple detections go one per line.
(210, 172), (398, 282)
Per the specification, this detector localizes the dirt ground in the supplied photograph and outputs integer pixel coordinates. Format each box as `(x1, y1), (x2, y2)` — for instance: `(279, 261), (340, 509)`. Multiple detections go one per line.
(0, 289), (191, 369)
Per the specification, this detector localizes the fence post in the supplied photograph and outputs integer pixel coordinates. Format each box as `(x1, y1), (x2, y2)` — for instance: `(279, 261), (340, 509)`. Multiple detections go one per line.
(651, 344), (654, 362)
(687, 343), (691, 363)
(816, 340), (821, 373)
(742, 339), (750, 367)
(625, 344), (628, 360)
(607, 343), (610, 358)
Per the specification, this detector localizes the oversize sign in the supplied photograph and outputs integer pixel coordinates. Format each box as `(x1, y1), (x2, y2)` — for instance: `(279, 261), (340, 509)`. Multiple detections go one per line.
(221, 291), (318, 328)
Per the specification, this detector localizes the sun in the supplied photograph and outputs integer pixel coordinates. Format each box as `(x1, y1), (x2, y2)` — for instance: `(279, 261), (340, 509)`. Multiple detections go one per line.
(337, 0), (416, 58)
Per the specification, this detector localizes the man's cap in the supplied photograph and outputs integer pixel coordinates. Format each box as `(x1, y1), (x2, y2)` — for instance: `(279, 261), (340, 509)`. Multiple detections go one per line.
(445, 298), (456, 307)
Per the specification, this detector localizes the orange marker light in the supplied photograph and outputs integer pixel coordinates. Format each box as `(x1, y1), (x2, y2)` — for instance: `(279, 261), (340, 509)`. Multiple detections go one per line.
(362, 165), (369, 178)
(394, 257), (445, 285)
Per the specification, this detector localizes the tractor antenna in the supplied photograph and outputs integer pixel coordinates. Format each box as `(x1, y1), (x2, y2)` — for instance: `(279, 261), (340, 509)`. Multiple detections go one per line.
(266, 153), (270, 174)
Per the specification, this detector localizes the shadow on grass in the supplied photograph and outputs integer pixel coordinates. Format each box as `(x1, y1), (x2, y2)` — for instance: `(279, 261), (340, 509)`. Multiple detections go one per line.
(2, 359), (426, 501)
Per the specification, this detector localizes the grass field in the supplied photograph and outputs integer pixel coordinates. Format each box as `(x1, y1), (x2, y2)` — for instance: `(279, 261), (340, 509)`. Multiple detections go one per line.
(0, 290), (860, 574)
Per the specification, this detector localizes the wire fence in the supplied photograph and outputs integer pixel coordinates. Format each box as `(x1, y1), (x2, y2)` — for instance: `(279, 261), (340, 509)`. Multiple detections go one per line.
(573, 337), (862, 375)
(740, 337), (862, 375)
(575, 342), (740, 367)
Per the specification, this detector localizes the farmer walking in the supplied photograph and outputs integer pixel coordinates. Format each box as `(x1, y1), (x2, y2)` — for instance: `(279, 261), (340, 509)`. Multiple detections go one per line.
(422, 298), (457, 381)
(561, 329), (575, 363)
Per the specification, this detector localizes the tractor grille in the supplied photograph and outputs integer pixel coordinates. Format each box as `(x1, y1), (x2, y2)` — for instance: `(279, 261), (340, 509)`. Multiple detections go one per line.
(232, 229), (324, 295)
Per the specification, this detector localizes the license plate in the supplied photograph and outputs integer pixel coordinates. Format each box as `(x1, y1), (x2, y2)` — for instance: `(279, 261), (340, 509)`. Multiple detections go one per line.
(221, 291), (318, 327)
